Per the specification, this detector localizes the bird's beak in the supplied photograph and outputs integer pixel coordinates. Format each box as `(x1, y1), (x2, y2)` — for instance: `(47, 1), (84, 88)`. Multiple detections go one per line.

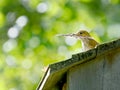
(71, 34), (77, 37)
(72, 33), (79, 37)
(72, 33), (83, 39)
(72, 34), (76, 36)
(70, 34), (78, 39)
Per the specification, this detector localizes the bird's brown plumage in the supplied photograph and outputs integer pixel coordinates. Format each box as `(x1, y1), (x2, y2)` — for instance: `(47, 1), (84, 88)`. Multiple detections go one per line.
(74, 30), (99, 51)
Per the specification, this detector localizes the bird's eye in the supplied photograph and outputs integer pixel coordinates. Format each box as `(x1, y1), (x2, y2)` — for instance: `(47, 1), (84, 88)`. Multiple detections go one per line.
(80, 32), (83, 34)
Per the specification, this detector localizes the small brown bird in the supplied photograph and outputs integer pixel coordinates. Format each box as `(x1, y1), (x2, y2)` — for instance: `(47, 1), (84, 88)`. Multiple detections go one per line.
(57, 30), (99, 51)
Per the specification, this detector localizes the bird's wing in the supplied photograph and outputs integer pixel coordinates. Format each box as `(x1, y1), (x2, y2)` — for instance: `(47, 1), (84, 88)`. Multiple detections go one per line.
(88, 38), (99, 47)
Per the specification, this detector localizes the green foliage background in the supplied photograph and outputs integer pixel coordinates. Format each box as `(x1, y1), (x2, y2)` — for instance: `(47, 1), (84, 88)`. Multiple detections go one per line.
(0, 0), (120, 90)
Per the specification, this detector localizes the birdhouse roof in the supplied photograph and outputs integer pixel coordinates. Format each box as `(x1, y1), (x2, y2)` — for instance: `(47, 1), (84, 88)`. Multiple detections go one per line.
(37, 38), (120, 90)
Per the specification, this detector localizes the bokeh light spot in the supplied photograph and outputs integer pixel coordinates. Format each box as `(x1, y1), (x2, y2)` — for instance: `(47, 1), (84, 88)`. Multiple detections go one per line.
(5, 55), (16, 67)
(7, 27), (19, 38)
(6, 12), (16, 24)
(65, 37), (77, 46)
(3, 39), (17, 52)
(36, 2), (48, 13)
(108, 24), (120, 39)
(16, 15), (28, 27)
(22, 59), (32, 69)
(28, 37), (40, 48)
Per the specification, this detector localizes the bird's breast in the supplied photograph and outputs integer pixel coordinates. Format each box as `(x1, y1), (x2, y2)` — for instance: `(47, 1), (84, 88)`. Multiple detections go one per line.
(81, 38), (98, 51)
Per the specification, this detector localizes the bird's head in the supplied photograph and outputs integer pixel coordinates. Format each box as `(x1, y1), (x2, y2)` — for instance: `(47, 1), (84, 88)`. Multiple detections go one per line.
(73, 30), (91, 38)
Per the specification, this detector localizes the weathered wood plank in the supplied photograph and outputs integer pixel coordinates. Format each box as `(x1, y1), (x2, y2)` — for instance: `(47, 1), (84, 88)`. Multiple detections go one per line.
(103, 49), (120, 90)
(68, 48), (120, 90)
(68, 57), (104, 90)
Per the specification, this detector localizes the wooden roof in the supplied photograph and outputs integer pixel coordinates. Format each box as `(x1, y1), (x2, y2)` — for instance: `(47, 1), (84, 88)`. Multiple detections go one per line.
(37, 38), (120, 90)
